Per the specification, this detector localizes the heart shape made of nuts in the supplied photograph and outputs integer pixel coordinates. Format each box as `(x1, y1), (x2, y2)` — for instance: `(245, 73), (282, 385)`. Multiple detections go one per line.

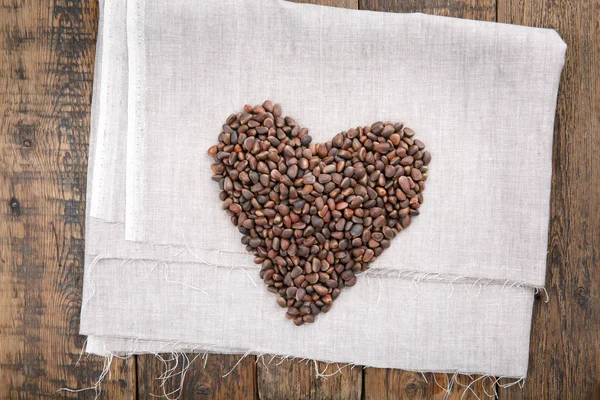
(209, 101), (431, 326)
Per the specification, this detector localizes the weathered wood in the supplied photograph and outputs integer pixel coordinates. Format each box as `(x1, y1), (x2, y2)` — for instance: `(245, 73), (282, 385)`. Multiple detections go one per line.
(257, 358), (314, 400)
(295, 0), (359, 8)
(364, 370), (496, 400)
(137, 353), (256, 399)
(497, 0), (600, 398)
(358, 1), (495, 398)
(364, 369), (433, 399)
(440, 373), (496, 400)
(258, 358), (362, 400)
(0, 0), (136, 398)
(359, 0), (495, 20)
(309, 361), (362, 400)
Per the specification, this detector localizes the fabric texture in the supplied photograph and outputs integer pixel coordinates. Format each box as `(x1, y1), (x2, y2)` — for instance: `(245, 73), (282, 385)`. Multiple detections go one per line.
(124, 0), (566, 287)
(81, 259), (535, 377)
(81, 0), (567, 379)
(89, 0), (128, 223)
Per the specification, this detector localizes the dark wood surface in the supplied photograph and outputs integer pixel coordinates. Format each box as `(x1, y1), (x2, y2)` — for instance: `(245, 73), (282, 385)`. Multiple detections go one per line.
(0, 1), (136, 399)
(0, 0), (597, 399)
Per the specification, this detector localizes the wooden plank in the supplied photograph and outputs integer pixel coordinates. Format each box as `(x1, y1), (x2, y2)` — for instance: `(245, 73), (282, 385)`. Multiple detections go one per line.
(0, 0), (136, 398)
(359, 0), (495, 398)
(137, 353), (256, 399)
(258, 358), (362, 400)
(497, 0), (600, 398)
(294, 0), (359, 8)
(308, 362), (362, 400)
(439, 374), (496, 400)
(364, 371), (496, 400)
(364, 369), (433, 399)
(255, 1), (363, 398)
(359, 0), (495, 20)
(257, 358), (313, 399)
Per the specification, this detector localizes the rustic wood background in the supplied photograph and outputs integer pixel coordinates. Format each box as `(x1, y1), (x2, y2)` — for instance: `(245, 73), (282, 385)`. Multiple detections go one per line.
(0, 0), (598, 398)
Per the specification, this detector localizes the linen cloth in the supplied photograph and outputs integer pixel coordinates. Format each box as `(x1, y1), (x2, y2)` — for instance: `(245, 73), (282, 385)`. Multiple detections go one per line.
(81, 259), (535, 378)
(124, 0), (566, 287)
(81, 0), (566, 378)
(89, 0), (128, 223)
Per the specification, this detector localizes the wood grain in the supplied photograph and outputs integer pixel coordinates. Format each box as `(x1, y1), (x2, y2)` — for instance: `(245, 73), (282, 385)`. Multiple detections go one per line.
(258, 358), (314, 399)
(364, 370), (496, 400)
(309, 362), (362, 400)
(364, 369), (433, 400)
(294, 0), (359, 8)
(258, 358), (362, 400)
(359, 0), (496, 20)
(0, 0), (136, 398)
(497, 0), (600, 398)
(137, 353), (256, 399)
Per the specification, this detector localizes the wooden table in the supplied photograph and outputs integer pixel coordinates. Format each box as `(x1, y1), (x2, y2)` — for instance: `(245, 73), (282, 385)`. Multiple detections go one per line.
(1, 0), (598, 398)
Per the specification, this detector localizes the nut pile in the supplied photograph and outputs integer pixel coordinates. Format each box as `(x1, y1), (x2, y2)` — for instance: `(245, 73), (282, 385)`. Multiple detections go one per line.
(209, 101), (430, 325)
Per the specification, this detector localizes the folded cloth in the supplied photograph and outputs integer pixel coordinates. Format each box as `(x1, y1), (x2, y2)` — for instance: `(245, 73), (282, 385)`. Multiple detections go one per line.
(81, 258), (535, 378)
(89, 0), (128, 223)
(123, 0), (566, 287)
(81, 0), (566, 379)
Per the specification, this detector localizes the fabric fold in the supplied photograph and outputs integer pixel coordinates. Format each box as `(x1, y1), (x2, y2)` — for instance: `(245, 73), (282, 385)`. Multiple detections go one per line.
(89, 0), (128, 223)
(81, 258), (534, 378)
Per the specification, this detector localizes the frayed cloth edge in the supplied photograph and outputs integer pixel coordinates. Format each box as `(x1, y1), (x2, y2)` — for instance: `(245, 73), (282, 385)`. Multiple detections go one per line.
(60, 337), (527, 400)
